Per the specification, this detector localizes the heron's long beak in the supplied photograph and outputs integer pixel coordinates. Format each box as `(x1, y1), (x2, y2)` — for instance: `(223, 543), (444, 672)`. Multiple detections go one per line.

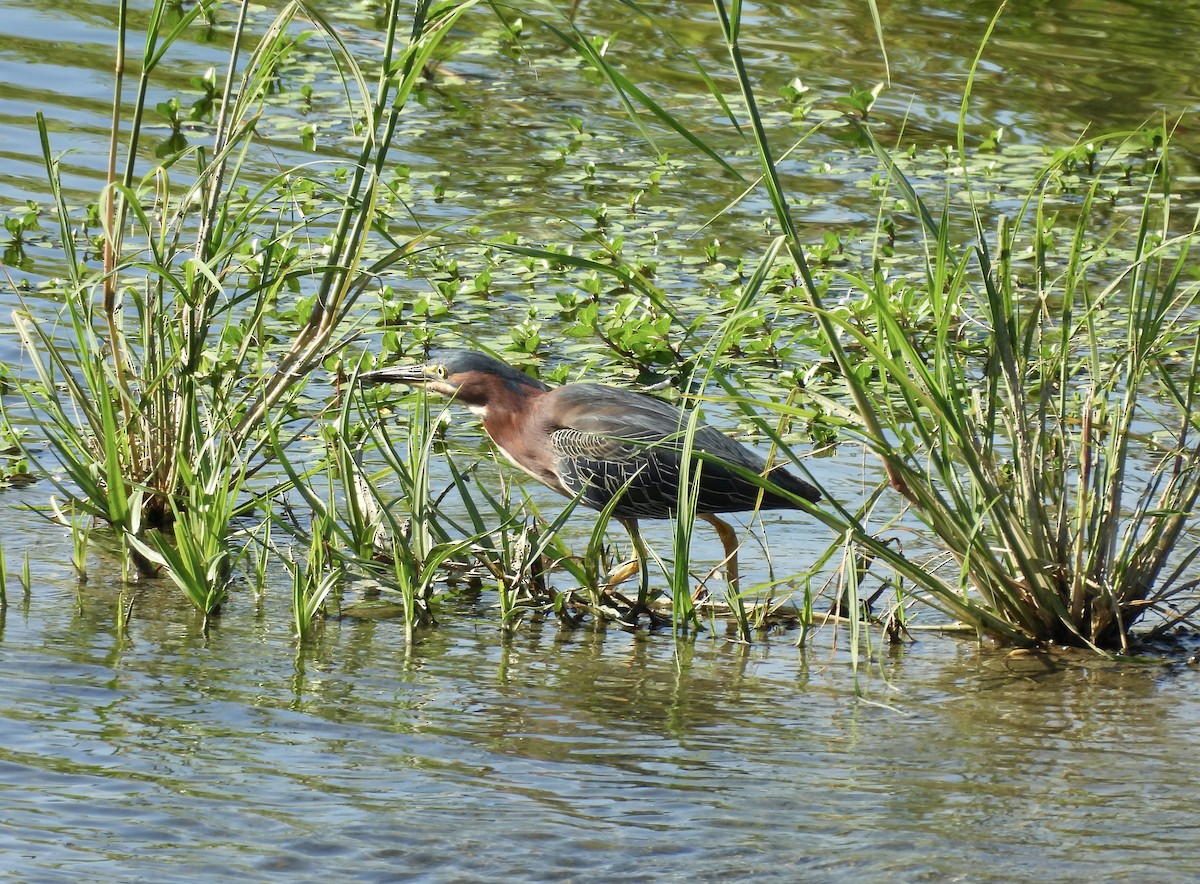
(358, 364), (432, 387)
(358, 362), (459, 399)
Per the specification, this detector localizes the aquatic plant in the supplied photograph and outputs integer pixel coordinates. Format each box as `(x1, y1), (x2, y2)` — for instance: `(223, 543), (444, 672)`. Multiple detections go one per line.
(269, 376), (489, 642)
(127, 440), (242, 619)
(691, 2), (1200, 650)
(6, 0), (481, 614)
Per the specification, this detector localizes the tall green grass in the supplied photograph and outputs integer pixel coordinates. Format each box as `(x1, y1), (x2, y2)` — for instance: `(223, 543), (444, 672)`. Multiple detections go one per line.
(128, 438), (243, 618)
(268, 379), (464, 641)
(7, 0), (480, 615)
(823, 128), (1200, 651)
(553, 0), (1200, 650)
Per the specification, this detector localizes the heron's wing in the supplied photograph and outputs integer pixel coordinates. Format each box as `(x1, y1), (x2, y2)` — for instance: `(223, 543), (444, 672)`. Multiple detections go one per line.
(550, 426), (683, 518)
(545, 384), (816, 517)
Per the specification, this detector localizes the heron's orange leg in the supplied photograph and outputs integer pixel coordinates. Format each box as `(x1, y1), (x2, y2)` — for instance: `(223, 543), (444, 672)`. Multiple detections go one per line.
(700, 514), (740, 598)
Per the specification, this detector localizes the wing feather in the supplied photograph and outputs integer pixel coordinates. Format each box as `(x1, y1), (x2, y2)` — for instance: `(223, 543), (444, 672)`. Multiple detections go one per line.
(544, 384), (818, 519)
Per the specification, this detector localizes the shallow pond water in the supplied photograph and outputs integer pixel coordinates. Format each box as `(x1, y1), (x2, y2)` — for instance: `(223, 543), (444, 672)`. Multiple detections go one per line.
(3, 532), (1199, 882)
(2, 499), (1197, 882)
(3, 0), (1200, 880)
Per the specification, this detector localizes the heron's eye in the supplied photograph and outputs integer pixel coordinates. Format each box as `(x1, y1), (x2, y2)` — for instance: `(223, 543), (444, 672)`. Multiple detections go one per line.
(433, 365), (448, 379)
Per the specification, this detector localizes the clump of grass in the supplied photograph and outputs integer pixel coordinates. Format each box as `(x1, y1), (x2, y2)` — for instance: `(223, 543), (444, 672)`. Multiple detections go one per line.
(287, 525), (339, 642)
(540, 0), (1200, 651)
(827, 131), (1200, 651)
(8, 0), (483, 614)
(127, 440), (243, 620)
(272, 377), (494, 642)
(704, 2), (1200, 650)
(354, 395), (475, 641)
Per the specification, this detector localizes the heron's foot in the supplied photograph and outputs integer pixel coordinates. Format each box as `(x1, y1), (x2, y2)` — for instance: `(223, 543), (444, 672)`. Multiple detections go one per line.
(621, 600), (672, 630)
(605, 589), (671, 629)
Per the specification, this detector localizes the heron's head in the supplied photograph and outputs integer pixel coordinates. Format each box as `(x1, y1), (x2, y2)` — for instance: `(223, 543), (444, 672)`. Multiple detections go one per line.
(359, 350), (550, 417)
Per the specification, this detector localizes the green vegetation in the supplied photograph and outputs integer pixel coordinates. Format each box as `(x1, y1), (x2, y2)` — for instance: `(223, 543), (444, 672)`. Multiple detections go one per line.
(2, 0), (481, 633)
(2, 0), (1198, 654)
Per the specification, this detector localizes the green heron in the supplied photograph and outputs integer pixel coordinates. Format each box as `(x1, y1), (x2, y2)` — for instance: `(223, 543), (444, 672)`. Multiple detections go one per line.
(360, 350), (820, 620)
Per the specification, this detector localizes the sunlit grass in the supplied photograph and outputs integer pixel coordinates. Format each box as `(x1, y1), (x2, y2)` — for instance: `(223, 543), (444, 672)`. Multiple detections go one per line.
(6, 0), (1198, 654)
(287, 527), (339, 642)
(699, 0), (1200, 650)
(7, 0), (483, 617)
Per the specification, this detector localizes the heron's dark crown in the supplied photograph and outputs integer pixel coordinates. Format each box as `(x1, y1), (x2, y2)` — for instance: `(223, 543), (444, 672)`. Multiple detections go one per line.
(439, 350), (551, 395)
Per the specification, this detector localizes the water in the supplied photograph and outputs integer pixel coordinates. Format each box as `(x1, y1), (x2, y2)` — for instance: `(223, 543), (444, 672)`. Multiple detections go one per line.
(3, 559), (1198, 882)
(2, 1), (1200, 880)
(2, 565), (1198, 881)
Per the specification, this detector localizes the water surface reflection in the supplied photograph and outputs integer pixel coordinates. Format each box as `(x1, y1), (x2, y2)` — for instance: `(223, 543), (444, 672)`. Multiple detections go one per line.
(1, 583), (1196, 881)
